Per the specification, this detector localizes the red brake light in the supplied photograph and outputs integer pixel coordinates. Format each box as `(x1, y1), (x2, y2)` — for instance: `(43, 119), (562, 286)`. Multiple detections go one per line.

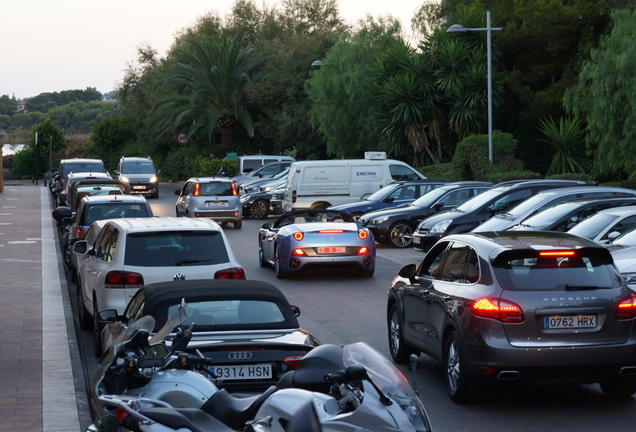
(292, 190), (297, 203)
(539, 251), (575, 257)
(616, 294), (636, 319)
(358, 230), (368, 240)
(357, 247), (370, 255)
(193, 183), (201, 197)
(470, 297), (524, 323)
(115, 407), (129, 424)
(291, 248), (305, 256)
(104, 271), (144, 288)
(74, 226), (85, 240)
(214, 267), (246, 279)
(231, 183), (238, 196)
(293, 232), (304, 241)
(318, 229), (344, 233)
(283, 355), (305, 369)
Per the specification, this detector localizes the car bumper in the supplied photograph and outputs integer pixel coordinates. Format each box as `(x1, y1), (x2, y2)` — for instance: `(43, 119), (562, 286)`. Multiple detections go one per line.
(412, 232), (441, 251)
(279, 253), (375, 273)
(188, 210), (242, 222)
(127, 183), (158, 195)
(366, 226), (389, 244)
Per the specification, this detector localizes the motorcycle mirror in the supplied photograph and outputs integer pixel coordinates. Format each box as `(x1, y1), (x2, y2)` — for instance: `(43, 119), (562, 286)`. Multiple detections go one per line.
(148, 299), (194, 345)
(149, 343), (170, 359)
(344, 364), (368, 381)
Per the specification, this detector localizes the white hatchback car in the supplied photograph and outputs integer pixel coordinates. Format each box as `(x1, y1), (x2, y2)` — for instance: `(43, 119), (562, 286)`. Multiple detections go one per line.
(73, 217), (246, 356)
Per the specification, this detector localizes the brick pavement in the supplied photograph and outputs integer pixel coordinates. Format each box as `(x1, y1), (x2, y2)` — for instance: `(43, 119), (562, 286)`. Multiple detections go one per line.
(0, 182), (83, 432)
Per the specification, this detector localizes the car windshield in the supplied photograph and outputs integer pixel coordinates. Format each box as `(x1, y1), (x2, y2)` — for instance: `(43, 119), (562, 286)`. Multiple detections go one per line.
(567, 213), (619, 239)
(81, 203), (153, 225)
(167, 300), (286, 328)
(124, 231), (229, 267)
(121, 161), (155, 174)
(274, 210), (353, 228)
(455, 188), (504, 213)
(497, 194), (553, 219)
(492, 249), (621, 291)
(365, 184), (399, 202)
(63, 162), (103, 177)
(518, 202), (584, 228)
(411, 187), (450, 208)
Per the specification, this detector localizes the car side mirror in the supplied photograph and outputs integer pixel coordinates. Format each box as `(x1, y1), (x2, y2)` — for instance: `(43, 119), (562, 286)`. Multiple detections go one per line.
(384, 197), (394, 203)
(73, 240), (89, 255)
(261, 223), (272, 230)
(607, 231), (620, 240)
(113, 170), (120, 175)
(398, 264), (417, 283)
(433, 203), (444, 211)
(97, 309), (119, 324)
(175, 190), (181, 196)
(290, 305), (300, 317)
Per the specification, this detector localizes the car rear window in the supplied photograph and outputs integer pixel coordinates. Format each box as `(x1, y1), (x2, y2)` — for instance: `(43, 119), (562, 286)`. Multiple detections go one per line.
(124, 231), (229, 267)
(62, 162), (104, 177)
(492, 249), (623, 291)
(81, 203), (153, 225)
(197, 182), (234, 196)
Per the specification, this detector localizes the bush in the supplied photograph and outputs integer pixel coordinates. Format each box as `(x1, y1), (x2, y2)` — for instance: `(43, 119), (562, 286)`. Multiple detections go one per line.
(452, 132), (524, 181)
(162, 147), (199, 182)
(545, 172), (594, 182)
(193, 157), (238, 177)
(419, 163), (455, 180)
(483, 170), (543, 184)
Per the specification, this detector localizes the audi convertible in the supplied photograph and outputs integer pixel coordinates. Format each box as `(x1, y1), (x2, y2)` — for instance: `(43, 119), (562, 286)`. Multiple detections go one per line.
(96, 279), (320, 392)
(258, 210), (376, 278)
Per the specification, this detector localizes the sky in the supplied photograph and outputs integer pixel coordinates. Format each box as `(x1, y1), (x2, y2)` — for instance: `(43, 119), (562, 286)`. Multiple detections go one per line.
(2, 0), (426, 100)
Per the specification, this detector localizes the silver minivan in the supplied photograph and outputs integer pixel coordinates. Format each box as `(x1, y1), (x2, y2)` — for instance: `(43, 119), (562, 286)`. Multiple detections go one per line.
(175, 177), (243, 229)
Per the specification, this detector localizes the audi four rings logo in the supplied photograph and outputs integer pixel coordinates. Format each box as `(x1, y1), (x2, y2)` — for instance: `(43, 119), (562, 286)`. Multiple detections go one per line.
(173, 272), (186, 281)
(228, 351), (252, 360)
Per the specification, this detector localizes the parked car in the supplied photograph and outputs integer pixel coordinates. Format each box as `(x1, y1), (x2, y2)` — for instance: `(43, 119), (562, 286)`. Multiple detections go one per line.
(96, 279), (321, 392)
(50, 158), (107, 200)
(58, 172), (113, 206)
(64, 194), (154, 279)
(474, 186), (636, 232)
(270, 184), (287, 215)
(175, 177), (242, 229)
(258, 209), (375, 278)
(412, 179), (594, 252)
(609, 246), (636, 291)
(361, 182), (492, 248)
(113, 156), (160, 198)
(387, 231), (636, 402)
(567, 205), (636, 245)
(73, 217), (246, 356)
(508, 196), (636, 233)
(241, 180), (287, 219)
(232, 160), (294, 187)
(240, 168), (289, 195)
(329, 179), (452, 220)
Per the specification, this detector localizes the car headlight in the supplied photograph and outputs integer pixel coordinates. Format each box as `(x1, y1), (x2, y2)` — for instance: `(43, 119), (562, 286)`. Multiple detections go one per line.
(120, 176), (129, 183)
(367, 216), (389, 225)
(429, 219), (452, 234)
(622, 273), (636, 284)
(240, 196), (250, 204)
(149, 176), (158, 183)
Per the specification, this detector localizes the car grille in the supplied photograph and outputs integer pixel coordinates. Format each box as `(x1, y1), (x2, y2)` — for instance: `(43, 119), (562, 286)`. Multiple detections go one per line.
(416, 226), (430, 234)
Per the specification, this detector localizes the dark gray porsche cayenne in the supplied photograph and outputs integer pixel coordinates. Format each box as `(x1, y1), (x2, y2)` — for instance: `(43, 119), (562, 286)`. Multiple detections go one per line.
(387, 231), (636, 403)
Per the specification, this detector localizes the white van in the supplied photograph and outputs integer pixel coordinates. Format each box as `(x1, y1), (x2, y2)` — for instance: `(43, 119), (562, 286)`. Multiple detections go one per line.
(237, 155), (296, 175)
(283, 152), (425, 210)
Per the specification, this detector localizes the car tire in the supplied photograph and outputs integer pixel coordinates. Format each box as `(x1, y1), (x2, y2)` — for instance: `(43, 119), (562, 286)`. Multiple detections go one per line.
(258, 242), (268, 267)
(93, 301), (103, 358)
(76, 282), (92, 331)
(388, 222), (414, 248)
(234, 219), (243, 229)
(62, 242), (73, 270)
(444, 330), (477, 403)
(250, 199), (269, 219)
(388, 303), (417, 364)
(351, 212), (363, 221)
(274, 247), (289, 279)
(600, 376), (636, 398)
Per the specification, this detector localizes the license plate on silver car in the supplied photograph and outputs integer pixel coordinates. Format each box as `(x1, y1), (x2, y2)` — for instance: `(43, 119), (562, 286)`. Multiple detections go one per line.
(544, 315), (596, 329)
(212, 364), (272, 380)
(206, 201), (228, 207)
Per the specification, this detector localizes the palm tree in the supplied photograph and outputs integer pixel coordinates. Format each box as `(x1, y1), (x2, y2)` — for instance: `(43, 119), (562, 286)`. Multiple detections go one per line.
(153, 36), (270, 152)
(539, 116), (593, 175)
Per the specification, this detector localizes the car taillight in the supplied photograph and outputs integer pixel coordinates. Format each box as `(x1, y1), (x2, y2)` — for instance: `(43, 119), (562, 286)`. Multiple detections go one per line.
(104, 271), (144, 288)
(74, 226), (85, 240)
(293, 232), (304, 241)
(358, 230), (368, 240)
(616, 294), (636, 319)
(231, 183), (238, 196)
(318, 229), (344, 233)
(470, 297), (524, 323)
(357, 247), (370, 255)
(283, 355), (305, 369)
(215, 267), (246, 279)
(193, 183), (201, 197)
(539, 250), (576, 257)
(291, 248), (305, 256)
(292, 190), (297, 203)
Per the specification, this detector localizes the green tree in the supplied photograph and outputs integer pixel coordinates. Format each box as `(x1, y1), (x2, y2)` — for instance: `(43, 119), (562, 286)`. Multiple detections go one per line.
(152, 36), (271, 153)
(538, 117), (592, 176)
(29, 118), (66, 153)
(563, 6), (636, 178)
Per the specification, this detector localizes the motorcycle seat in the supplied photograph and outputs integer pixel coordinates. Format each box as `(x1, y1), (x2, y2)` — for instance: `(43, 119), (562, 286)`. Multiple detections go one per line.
(201, 385), (278, 429)
(140, 407), (234, 432)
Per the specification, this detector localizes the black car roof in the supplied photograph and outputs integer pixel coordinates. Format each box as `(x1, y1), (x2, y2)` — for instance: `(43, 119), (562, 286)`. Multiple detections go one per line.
(491, 179), (594, 190)
(139, 279), (299, 331)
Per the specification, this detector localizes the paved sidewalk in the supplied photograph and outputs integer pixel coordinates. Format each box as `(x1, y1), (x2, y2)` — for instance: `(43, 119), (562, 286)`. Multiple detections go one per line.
(0, 182), (86, 431)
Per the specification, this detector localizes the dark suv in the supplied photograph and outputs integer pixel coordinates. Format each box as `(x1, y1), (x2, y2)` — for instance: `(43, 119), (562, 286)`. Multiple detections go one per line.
(412, 179), (593, 252)
(114, 156), (160, 198)
(50, 158), (107, 200)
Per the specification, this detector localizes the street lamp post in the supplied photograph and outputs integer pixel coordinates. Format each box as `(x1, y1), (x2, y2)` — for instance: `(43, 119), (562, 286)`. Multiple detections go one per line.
(447, 11), (501, 163)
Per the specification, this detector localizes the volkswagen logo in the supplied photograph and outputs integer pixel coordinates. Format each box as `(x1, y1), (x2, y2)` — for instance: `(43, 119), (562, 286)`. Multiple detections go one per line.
(173, 272), (186, 281)
(228, 351), (252, 360)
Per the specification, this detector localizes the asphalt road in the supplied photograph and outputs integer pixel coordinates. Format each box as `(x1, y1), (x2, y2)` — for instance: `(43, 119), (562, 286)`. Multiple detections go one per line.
(66, 183), (636, 431)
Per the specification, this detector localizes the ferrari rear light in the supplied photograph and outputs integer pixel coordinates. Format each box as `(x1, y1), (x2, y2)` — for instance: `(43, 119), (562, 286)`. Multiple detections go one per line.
(104, 271), (144, 288)
(292, 190), (297, 203)
(357, 247), (370, 255)
(283, 355), (305, 369)
(616, 294), (636, 319)
(193, 183), (201, 197)
(539, 250), (576, 257)
(358, 230), (368, 240)
(231, 183), (238, 196)
(293, 232), (304, 241)
(470, 297), (524, 323)
(74, 226), (85, 240)
(214, 267), (246, 279)
(319, 229), (344, 233)
(291, 248), (305, 256)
